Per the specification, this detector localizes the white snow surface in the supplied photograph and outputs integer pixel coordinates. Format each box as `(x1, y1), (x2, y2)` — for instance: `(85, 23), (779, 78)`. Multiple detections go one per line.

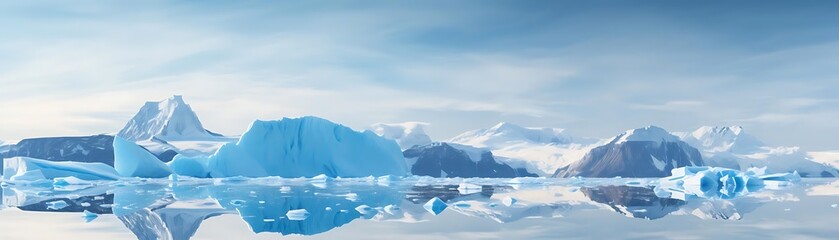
(117, 95), (218, 142)
(611, 125), (680, 144)
(449, 122), (597, 176)
(370, 122), (433, 150)
(678, 126), (838, 177)
(190, 116), (408, 178)
(113, 137), (173, 178)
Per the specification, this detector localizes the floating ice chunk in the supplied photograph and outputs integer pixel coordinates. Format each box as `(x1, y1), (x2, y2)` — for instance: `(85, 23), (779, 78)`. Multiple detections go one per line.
(457, 183), (482, 195)
(502, 196), (517, 207)
(3, 157), (120, 181)
(344, 193), (359, 202)
(279, 186), (292, 193)
(453, 202), (471, 208)
(355, 205), (374, 215)
(831, 204), (838, 208)
(384, 204), (400, 215)
(82, 210), (99, 222)
(80, 202), (91, 207)
(286, 209), (310, 221)
(658, 166), (795, 200)
(46, 200), (69, 210)
(113, 136), (172, 178)
(423, 197), (447, 215)
(53, 176), (90, 186)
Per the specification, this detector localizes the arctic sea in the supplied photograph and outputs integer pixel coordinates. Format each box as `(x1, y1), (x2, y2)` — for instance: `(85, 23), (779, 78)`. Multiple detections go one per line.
(1, 177), (838, 240)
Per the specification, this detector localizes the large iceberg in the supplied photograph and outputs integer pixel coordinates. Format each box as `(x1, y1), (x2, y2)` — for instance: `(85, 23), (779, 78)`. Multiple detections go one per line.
(179, 116), (407, 178)
(113, 137), (172, 178)
(2, 157), (120, 181)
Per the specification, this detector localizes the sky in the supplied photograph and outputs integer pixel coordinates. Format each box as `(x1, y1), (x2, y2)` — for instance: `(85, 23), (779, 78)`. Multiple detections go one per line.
(0, 0), (838, 150)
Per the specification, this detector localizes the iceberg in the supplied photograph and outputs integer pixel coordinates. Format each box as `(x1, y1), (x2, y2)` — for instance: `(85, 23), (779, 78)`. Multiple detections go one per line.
(198, 116), (407, 178)
(657, 166), (774, 200)
(423, 197), (447, 215)
(113, 136), (172, 178)
(2, 157), (120, 181)
(167, 154), (210, 178)
(286, 209), (311, 220)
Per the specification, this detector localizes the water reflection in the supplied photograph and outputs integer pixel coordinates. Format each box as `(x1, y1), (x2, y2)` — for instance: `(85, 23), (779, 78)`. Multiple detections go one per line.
(0, 178), (830, 239)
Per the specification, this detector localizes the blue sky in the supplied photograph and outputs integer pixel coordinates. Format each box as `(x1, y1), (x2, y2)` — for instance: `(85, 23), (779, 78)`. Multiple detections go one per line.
(1, 0), (838, 150)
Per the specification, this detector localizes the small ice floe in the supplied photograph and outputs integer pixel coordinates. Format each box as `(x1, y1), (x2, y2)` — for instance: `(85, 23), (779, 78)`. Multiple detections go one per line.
(230, 199), (246, 206)
(831, 204), (838, 208)
(355, 205), (374, 215)
(82, 210), (98, 223)
(325, 207), (333, 211)
(501, 196), (517, 207)
(80, 202), (91, 207)
(46, 200), (69, 210)
(279, 186), (292, 193)
(423, 197), (447, 215)
(457, 183), (482, 195)
(286, 209), (310, 221)
(344, 193), (359, 202)
(452, 202), (471, 208)
(384, 204), (401, 214)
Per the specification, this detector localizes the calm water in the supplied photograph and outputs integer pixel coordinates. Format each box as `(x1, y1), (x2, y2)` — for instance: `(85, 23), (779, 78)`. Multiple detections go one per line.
(1, 177), (838, 240)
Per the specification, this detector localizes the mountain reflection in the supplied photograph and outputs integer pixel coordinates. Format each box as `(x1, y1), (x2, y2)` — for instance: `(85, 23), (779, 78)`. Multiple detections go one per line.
(0, 178), (794, 239)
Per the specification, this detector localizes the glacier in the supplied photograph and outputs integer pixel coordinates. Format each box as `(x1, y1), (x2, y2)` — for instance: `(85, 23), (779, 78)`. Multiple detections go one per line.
(2, 156), (120, 181)
(113, 136), (172, 178)
(180, 116), (407, 178)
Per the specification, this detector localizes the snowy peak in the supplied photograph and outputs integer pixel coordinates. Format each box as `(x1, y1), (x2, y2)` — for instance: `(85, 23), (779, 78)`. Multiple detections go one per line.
(118, 95), (217, 141)
(449, 122), (571, 147)
(370, 122), (433, 150)
(611, 125), (680, 144)
(683, 126), (765, 153)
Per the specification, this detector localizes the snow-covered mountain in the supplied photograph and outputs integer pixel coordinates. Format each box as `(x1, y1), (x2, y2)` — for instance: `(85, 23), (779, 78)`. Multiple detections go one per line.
(554, 126), (704, 178)
(449, 122), (597, 176)
(0, 135), (116, 165)
(370, 122), (432, 150)
(402, 142), (537, 178)
(118, 95), (220, 142)
(809, 151), (839, 169)
(679, 126), (838, 177)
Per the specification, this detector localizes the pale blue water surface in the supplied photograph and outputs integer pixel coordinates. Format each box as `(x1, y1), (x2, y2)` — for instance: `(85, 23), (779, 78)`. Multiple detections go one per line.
(1, 177), (838, 240)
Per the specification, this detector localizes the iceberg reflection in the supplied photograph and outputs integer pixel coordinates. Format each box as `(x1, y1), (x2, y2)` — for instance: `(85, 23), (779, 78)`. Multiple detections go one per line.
(0, 177), (818, 239)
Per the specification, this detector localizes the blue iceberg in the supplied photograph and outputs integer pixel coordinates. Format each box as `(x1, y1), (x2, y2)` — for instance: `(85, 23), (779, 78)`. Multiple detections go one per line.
(113, 136), (172, 178)
(183, 116), (407, 178)
(2, 157), (120, 181)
